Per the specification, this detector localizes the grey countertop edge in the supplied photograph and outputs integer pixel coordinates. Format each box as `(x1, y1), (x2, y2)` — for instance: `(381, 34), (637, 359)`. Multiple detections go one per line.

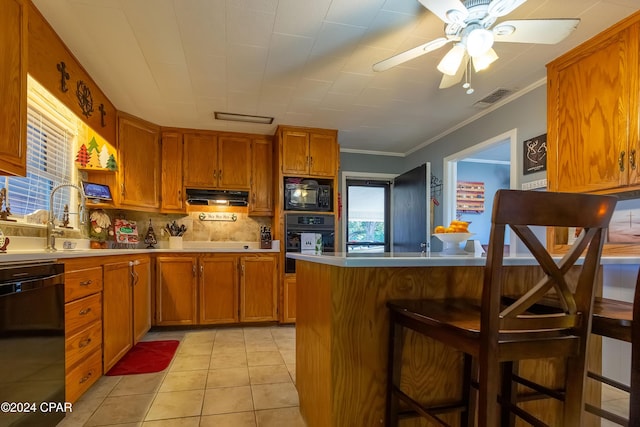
(0, 247), (280, 263)
(286, 252), (640, 267)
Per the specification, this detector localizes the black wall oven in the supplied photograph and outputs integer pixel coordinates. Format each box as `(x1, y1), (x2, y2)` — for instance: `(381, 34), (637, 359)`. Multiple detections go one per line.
(0, 261), (65, 427)
(285, 213), (335, 273)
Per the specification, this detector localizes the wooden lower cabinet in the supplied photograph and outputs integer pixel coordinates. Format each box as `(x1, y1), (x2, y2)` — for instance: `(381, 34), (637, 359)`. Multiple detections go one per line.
(103, 256), (151, 373)
(200, 255), (239, 324)
(156, 253), (278, 325)
(282, 274), (296, 323)
(63, 258), (103, 403)
(240, 255), (278, 322)
(156, 256), (198, 325)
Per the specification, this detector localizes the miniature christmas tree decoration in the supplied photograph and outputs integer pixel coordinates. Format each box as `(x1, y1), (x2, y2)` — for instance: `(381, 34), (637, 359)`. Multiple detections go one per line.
(144, 218), (157, 249)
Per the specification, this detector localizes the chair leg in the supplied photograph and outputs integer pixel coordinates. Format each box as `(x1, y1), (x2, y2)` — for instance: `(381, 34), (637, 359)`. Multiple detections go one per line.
(562, 355), (587, 427)
(385, 313), (404, 427)
(500, 361), (517, 427)
(461, 353), (474, 427)
(478, 349), (501, 427)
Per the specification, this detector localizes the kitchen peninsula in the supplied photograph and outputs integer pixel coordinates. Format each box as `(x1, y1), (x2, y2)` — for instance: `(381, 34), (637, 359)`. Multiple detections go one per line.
(290, 252), (639, 427)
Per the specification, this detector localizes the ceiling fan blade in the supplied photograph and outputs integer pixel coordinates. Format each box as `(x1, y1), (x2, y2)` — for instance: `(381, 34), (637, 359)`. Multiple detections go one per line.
(487, 0), (528, 18)
(439, 56), (468, 89)
(493, 19), (581, 44)
(373, 38), (450, 72)
(417, 0), (468, 24)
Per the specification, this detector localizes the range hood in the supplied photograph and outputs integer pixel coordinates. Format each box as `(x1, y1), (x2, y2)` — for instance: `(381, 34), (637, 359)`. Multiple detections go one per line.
(186, 188), (249, 206)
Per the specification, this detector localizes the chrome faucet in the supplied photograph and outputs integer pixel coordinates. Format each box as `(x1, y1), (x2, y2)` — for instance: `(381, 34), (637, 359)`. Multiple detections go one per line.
(46, 183), (86, 252)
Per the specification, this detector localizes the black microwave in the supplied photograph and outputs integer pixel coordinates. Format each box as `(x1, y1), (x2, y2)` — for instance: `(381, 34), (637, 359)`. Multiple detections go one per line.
(284, 183), (331, 211)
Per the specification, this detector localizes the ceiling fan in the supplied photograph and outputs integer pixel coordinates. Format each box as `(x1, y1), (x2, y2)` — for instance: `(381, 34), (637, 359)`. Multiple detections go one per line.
(373, 0), (580, 89)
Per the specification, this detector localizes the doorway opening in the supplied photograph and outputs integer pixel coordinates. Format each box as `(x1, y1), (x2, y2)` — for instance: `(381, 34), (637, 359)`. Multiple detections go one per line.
(340, 172), (395, 253)
(443, 129), (517, 255)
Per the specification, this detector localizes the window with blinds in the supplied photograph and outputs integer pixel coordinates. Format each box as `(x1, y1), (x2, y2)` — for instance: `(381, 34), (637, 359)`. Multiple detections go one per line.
(1, 103), (73, 223)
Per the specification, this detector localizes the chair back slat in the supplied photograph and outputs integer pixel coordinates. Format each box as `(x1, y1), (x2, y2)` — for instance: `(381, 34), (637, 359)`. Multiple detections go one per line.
(485, 190), (617, 334)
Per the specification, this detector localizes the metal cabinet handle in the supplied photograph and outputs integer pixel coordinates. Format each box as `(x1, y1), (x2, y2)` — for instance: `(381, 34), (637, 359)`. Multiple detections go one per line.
(79, 307), (92, 316)
(192, 265), (196, 277)
(200, 264), (203, 274)
(219, 169), (223, 179)
(631, 149), (637, 170)
(309, 156), (313, 168)
(79, 372), (93, 384)
(79, 338), (92, 348)
(619, 151), (626, 172)
(121, 183), (125, 197)
(213, 170), (217, 179)
(79, 279), (93, 286)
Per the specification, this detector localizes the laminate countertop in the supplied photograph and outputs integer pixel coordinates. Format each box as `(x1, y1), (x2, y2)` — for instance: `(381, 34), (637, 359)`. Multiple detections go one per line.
(0, 239), (280, 264)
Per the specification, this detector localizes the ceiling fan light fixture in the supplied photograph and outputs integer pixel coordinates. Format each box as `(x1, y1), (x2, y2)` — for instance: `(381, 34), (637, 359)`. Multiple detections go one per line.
(466, 27), (494, 56)
(437, 44), (466, 76)
(472, 48), (499, 72)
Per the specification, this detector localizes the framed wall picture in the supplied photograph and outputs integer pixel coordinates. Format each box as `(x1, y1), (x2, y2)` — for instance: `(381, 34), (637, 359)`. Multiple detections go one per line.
(523, 133), (547, 175)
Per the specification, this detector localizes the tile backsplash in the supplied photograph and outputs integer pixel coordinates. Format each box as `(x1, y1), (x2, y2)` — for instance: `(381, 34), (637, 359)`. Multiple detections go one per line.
(0, 208), (271, 246)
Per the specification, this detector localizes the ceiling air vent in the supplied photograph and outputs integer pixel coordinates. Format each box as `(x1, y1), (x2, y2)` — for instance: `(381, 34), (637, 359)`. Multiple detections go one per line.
(473, 88), (512, 109)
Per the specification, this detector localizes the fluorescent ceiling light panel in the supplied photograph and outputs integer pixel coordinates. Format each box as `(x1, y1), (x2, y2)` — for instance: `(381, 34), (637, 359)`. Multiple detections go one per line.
(214, 112), (274, 124)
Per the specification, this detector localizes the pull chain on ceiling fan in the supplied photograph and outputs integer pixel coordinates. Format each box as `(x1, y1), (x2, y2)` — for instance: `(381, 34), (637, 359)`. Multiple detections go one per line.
(372, 0), (580, 89)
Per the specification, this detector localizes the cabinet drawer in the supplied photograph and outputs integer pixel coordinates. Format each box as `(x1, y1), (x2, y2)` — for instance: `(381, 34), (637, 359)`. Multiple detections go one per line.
(65, 267), (103, 302)
(65, 347), (102, 403)
(65, 293), (101, 335)
(65, 320), (102, 371)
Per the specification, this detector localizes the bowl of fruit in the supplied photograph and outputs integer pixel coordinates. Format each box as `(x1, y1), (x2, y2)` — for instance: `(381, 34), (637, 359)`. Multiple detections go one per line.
(433, 221), (474, 255)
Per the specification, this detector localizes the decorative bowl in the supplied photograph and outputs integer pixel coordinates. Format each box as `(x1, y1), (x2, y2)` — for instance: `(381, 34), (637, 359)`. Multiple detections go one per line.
(433, 232), (474, 255)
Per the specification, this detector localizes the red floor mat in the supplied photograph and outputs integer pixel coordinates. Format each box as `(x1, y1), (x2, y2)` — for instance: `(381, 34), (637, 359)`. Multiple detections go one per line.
(106, 340), (179, 376)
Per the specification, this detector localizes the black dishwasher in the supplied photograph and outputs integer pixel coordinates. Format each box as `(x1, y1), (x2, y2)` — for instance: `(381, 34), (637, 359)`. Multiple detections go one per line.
(0, 261), (66, 427)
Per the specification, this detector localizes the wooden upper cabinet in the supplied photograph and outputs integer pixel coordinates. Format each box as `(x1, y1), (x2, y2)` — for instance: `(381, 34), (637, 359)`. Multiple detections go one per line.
(249, 137), (273, 216)
(0, 0), (27, 176)
(281, 128), (338, 177)
(118, 113), (161, 209)
(309, 133), (337, 177)
(183, 132), (250, 189)
(547, 17), (640, 193)
(218, 135), (251, 189)
(183, 133), (218, 188)
(281, 131), (310, 175)
(160, 131), (184, 212)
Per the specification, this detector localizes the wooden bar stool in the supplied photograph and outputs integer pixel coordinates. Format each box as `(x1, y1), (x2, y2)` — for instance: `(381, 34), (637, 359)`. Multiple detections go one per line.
(385, 190), (617, 427)
(584, 271), (640, 426)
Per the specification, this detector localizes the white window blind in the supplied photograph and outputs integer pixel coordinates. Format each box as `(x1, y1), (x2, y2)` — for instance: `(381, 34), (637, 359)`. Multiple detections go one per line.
(2, 104), (73, 221)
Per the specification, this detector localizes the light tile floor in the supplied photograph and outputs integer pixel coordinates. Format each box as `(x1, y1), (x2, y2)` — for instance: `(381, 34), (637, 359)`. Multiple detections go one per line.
(57, 325), (306, 427)
(56, 324), (631, 426)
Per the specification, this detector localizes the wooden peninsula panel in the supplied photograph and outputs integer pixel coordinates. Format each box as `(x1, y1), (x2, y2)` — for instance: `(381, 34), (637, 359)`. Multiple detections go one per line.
(296, 259), (601, 427)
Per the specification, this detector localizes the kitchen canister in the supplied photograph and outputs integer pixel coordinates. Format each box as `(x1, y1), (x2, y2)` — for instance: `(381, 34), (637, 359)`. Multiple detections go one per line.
(169, 236), (183, 250)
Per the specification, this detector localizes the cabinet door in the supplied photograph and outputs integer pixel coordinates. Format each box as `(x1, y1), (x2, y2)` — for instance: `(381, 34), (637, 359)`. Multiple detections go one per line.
(249, 137), (273, 216)
(156, 256), (197, 325)
(240, 256), (278, 322)
(218, 135), (251, 189)
(161, 132), (184, 212)
(549, 25), (635, 192)
(199, 256), (238, 324)
(184, 133), (218, 187)
(0, 0), (27, 176)
(309, 133), (337, 177)
(132, 257), (151, 343)
(118, 114), (161, 209)
(103, 261), (133, 372)
(281, 130), (310, 175)
(282, 274), (296, 323)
